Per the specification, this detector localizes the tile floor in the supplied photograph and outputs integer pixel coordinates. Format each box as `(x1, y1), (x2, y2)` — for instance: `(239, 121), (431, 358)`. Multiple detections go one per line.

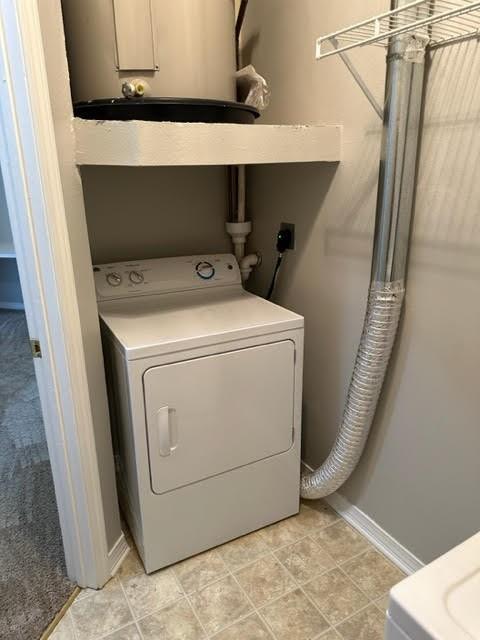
(50, 502), (405, 640)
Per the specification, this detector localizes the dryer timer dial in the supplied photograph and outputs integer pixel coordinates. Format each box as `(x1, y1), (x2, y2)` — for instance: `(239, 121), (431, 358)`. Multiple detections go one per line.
(106, 272), (122, 287)
(196, 261), (215, 280)
(129, 270), (144, 284)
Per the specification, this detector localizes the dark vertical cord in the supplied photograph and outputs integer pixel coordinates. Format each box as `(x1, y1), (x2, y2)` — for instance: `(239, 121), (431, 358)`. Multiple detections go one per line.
(266, 254), (283, 300)
(266, 227), (293, 300)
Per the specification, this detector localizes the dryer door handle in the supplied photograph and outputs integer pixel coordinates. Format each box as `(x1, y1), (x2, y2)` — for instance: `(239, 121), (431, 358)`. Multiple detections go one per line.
(156, 406), (178, 457)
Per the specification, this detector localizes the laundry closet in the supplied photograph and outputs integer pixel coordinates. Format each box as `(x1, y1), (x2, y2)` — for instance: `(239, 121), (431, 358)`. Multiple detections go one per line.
(34, 0), (340, 579)
(2, 0), (478, 638)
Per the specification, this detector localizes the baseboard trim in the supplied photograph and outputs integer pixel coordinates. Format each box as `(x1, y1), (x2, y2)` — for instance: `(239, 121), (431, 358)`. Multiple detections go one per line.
(301, 462), (423, 575)
(325, 492), (423, 575)
(108, 531), (130, 577)
(0, 301), (24, 310)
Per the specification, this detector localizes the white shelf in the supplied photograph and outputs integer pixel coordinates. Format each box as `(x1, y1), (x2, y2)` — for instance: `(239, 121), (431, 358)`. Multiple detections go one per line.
(74, 119), (342, 167)
(316, 0), (480, 59)
(0, 242), (15, 258)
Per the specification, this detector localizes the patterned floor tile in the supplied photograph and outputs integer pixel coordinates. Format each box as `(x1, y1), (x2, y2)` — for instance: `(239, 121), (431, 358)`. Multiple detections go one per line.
(336, 604), (386, 640)
(235, 555), (296, 608)
(103, 623), (142, 640)
(218, 531), (270, 571)
(116, 547), (144, 580)
(294, 503), (339, 535)
(139, 599), (205, 640)
(174, 549), (228, 594)
(189, 575), (252, 635)
(319, 630), (341, 640)
(259, 517), (304, 549)
(275, 536), (335, 583)
(75, 587), (99, 601)
(50, 611), (75, 640)
(303, 568), (368, 626)
(375, 593), (391, 613)
(61, 510), (403, 640)
(121, 568), (183, 618)
(313, 521), (371, 563)
(342, 549), (405, 599)
(70, 579), (133, 640)
(211, 613), (272, 639)
(261, 588), (329, 640)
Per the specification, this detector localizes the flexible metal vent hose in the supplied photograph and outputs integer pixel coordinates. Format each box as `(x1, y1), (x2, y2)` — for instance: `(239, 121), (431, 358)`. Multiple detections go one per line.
(301, 1), (428, 499)
(301, 281), (404, 498)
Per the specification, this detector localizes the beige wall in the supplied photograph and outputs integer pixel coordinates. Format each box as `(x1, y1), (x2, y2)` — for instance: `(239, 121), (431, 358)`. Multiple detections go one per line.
(244, 0), (480, 563)
(79, 0), (235, 265)
(81, 167), (230, 265)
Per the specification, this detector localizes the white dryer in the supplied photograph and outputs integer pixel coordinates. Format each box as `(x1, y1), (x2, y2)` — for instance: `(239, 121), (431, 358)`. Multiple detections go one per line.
(94, 254), (304, 573)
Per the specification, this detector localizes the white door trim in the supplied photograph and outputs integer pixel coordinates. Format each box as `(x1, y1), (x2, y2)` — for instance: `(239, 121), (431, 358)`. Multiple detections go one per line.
(0, 0), (121, 587)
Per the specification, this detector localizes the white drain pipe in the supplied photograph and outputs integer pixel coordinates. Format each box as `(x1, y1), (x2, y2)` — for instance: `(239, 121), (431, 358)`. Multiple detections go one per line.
(226, 165), (261, 281)
(301, 4), (428, 499)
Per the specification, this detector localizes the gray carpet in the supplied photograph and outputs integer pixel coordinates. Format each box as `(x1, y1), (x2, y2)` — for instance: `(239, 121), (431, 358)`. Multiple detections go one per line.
(0, 310), (75, 640)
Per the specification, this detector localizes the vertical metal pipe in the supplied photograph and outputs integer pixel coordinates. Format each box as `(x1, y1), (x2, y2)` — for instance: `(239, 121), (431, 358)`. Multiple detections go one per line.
(236, 0), (249, 68)
(301, 3), (428, 499)
(372, 32), (427, 284)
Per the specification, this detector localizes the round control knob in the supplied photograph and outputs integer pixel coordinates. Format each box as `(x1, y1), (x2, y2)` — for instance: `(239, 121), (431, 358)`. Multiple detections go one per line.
(106, 272), (122, 287)
(196, 261), (215, 280)
(129, 270), (144, 284)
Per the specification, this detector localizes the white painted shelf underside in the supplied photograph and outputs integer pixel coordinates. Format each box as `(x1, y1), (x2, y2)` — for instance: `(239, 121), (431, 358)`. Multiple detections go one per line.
(74, 118), (342, 167)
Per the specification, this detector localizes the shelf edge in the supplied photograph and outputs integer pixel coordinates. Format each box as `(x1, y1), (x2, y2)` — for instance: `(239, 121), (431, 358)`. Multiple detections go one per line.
(74, 119), (342, 167)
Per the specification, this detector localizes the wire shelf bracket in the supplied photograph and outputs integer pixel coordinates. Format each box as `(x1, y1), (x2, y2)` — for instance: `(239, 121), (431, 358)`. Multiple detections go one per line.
(316, 0), (480, 59)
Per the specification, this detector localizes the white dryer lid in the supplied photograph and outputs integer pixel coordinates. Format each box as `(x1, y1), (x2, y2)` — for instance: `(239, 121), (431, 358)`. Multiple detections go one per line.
(388, 532), (480, 640)
(98, 286), (303, 360)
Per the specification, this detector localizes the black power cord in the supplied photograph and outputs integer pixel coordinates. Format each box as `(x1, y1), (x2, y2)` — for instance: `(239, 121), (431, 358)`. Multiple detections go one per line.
(266, 228), (293, 300)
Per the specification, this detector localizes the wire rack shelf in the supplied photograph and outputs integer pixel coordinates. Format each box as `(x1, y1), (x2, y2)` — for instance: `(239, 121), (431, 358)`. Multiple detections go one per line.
(316, 0), (480, 59)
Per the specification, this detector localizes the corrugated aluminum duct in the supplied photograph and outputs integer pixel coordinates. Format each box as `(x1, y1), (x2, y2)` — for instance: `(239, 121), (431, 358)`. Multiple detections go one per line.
(301, 1), (428, 499)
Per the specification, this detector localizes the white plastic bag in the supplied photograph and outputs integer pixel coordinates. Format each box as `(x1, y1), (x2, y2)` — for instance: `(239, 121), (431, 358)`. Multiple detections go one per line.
(236, 64), (271, 111)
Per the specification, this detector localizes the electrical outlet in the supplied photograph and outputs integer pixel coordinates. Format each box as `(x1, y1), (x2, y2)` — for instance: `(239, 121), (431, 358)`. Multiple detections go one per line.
(280, 223), (295, 250)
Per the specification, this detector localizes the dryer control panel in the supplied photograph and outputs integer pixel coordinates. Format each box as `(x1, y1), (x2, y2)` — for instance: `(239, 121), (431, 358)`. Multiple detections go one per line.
(94, 254), (241, 300)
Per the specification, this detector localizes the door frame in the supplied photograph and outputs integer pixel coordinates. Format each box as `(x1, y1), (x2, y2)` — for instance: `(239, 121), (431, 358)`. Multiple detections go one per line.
(0, 1), (120, 587)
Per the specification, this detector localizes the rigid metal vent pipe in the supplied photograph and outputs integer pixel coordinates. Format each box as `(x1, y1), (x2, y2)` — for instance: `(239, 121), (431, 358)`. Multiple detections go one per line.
(301, 1), (428, 499)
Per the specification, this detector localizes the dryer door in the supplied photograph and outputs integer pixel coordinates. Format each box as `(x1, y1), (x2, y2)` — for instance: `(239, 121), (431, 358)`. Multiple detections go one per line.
(144, 340), (295, 494)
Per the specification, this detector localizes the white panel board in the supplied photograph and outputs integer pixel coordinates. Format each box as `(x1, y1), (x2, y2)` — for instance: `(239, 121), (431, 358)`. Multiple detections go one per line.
(113, 0), (156, 70)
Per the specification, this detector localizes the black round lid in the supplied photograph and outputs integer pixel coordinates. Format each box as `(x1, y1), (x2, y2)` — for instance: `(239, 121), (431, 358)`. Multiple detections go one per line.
(74, 97), (260, 124)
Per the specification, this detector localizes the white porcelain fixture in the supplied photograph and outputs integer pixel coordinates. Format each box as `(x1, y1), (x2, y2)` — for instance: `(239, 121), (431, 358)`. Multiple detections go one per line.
(386, 532), (480, 639)
(94, 254), (304, 573)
